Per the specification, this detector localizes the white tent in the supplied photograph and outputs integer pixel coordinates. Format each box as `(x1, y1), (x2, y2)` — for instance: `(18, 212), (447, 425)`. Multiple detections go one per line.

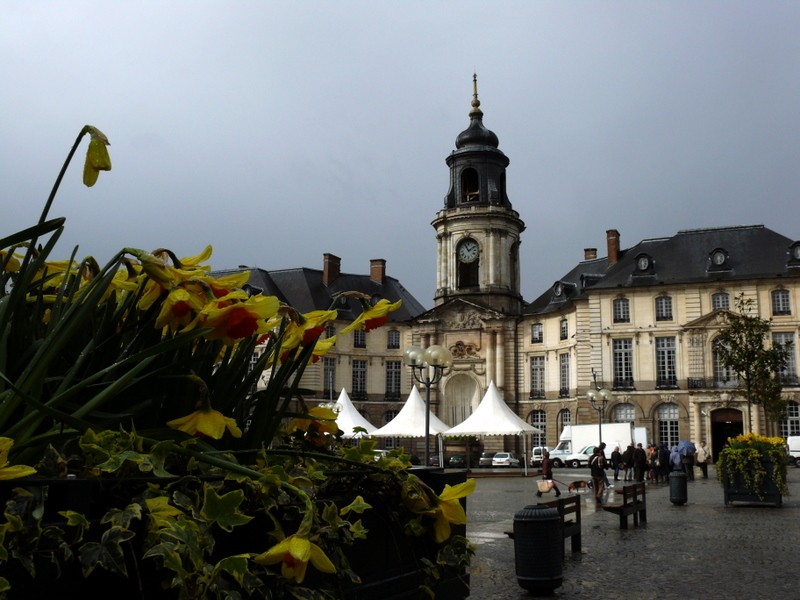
(371, 386), (451, 437)
(331, 389), (378, 438)
(370, 386), (451, 465)
(444, 381), (542, 474)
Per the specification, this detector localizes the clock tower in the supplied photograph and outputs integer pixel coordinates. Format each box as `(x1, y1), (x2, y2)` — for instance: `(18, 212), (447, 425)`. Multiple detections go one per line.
(432, 76), (525, 313)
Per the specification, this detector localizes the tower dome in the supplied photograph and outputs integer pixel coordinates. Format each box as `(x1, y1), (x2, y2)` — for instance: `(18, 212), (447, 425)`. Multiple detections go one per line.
(455, 74), (499, 148)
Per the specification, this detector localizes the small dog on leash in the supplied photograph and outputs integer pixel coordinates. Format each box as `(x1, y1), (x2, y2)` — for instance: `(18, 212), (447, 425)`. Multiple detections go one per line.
(567, 480), (592, 493)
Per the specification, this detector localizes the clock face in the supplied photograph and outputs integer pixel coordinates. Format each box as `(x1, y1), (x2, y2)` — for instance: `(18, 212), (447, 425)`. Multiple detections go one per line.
(458, 240), (479, 263)
(637, 256), (649, 271)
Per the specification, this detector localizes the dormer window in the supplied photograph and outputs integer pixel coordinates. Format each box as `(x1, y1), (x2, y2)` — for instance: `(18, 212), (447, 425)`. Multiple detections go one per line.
(634, 253), (653, 274)
(789, 242), (800, 267)
(708, 247), (730, 271)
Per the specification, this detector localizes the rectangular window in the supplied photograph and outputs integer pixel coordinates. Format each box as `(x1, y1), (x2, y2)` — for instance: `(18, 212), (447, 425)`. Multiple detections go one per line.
(655, 296), (673, 321)
(529, 355), (544, 398)
(560, 319), (568, 340)
(385, 360), (401, 400)
(323, 357), (336, 400)
(354, 330), (366, 349)
(658, 404), (680, 447)
(773, 332), (797, 385)
(613, 298), (630, 323)
(612, 338), (634, 389)
(559, 353), (570, 398)
(655, 337), (677, 388)
(352, 359), (367, 400)
(387, 330), (400, 349)
(772, 290), (791, 316)
(531, 323), (543, 344)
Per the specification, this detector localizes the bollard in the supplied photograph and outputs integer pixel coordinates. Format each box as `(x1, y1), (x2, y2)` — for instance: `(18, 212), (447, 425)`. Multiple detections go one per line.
(669, 470), (688, 505)
(513, 505), (562, 593)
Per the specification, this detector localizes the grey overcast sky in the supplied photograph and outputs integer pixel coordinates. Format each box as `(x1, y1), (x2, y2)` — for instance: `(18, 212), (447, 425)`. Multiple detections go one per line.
(3, 1), (800, 306)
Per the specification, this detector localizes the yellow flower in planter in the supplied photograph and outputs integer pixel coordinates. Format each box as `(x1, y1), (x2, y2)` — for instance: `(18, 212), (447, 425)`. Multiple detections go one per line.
(155, 287), (208, 330)
(429, 479), (476, 543)
(0, 438), (36, 480)
(167, 407), (242, 440)
(193, 293), (280, 345)
(254, 534), (336, 584)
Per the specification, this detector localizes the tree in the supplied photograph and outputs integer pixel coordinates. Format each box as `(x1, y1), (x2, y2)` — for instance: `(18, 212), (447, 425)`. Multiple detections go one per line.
(716, 294), (790, 432)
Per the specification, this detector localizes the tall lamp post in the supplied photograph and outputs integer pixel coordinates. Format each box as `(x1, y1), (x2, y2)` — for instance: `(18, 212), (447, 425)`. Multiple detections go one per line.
(586, 369), (612, 445)
(403, 344), (453, 467)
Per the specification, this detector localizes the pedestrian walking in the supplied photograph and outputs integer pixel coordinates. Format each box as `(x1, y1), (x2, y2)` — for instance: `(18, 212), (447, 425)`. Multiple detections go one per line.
(536, 451), (561, 497)
(611, 446), (623, 481)
(589, 446), (606, 504)
(695, 440), (711, 479)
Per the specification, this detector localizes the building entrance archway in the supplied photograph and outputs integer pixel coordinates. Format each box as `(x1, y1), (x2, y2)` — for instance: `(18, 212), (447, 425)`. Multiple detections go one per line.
(710, 408), (743, 459)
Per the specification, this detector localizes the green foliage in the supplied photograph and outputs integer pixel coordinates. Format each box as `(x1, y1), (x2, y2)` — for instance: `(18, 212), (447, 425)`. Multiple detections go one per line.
(715, 294), (790, 428)
(716, 433), (789, 498)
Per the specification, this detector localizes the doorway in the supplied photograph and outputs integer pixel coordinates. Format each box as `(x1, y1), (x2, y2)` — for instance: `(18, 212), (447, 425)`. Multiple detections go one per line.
(710, 408), (743, 460)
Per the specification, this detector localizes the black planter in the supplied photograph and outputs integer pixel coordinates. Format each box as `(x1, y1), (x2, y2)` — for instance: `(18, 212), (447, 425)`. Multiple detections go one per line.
(723, 461), (783, 507)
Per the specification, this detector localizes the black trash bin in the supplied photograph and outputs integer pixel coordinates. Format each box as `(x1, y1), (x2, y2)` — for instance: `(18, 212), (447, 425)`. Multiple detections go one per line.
(513, 505), (562, 594)
(669, 470), (688, 505)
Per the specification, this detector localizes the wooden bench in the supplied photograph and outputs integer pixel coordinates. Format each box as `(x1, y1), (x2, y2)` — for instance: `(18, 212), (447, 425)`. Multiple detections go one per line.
(537, 494), (582, 555)
(503, 494), (582, 556)
(602, 482), (647, 529)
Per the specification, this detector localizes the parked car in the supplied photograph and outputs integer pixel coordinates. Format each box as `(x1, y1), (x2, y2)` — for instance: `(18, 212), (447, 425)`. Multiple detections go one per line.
(564, 445), (597, 468)
(529, 446), (550, 467)
(448, 454), (466, 468)
(478, 452), (496, 468)
(492, 452), (521, 468)
(428, 454), (441, 467)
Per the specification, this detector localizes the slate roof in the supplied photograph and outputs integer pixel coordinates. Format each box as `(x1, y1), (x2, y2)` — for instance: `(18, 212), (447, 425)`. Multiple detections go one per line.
(211, 266), (427, 323)
(524, 225), (800, 316)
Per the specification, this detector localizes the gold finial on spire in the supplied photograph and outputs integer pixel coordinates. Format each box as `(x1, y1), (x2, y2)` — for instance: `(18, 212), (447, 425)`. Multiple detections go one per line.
(470, 72), (482, 117)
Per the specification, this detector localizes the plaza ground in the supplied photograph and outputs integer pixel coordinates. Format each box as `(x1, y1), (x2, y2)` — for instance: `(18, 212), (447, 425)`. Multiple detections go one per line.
(465, 465), (800, 599)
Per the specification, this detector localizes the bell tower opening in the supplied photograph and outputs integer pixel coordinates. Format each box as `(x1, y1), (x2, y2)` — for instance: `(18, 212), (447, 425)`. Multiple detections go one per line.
(460, 168), (480, 203)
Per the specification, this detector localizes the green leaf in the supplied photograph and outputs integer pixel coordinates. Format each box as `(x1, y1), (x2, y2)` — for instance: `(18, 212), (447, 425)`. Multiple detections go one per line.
(79, 525), (136, 578)
(340, 495), (372, 516)
(101, 503), (142, 529)
(58, 510), (91, 529)
(215, 554), (251, 586)
(200, 485), (253, 532)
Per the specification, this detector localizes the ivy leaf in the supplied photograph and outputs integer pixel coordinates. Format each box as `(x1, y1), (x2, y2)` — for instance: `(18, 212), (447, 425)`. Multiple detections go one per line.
(148, 441), (177, 477)
(59, 510), (91, 528)
(215, 554), (251, 586)
(101, 503), (143, 529)
(145, 496), (184, 529)
(79, 525), (136, 577)
(349, 519), (369, 540)
(0, 576), (9, 592)
(340, 495), (372, 517)
(200, 486), (253, 532)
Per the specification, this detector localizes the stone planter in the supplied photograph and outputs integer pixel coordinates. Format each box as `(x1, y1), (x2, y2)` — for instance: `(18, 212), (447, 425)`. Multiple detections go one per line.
(722, 461), (783, 507)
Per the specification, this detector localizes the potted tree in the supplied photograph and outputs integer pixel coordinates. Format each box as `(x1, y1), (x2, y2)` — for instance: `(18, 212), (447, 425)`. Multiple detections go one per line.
(0, 126), (474, 598)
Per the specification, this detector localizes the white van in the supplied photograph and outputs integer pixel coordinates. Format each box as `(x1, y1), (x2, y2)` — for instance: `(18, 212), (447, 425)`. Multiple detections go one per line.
(787, 436), (800, 467)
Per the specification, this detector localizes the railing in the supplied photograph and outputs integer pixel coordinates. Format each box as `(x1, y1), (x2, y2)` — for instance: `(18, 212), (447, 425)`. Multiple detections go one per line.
(656, 376), (678, 389)
(559, 387), (570, 398)
(687, 378), (739, 390)
(613, 378), (635, 390)
(529, 388), (545, 399)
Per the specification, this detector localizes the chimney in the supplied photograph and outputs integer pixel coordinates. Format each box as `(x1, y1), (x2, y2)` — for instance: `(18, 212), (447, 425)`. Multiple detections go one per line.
(323, 253), (341, 286)
(606, 229), (620, 267)
(584, 247), (597, 260)
(370, 259), (386, 284)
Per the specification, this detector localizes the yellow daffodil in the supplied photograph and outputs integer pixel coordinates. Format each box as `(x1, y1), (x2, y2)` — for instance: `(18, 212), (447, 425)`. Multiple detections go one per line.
(194, 294), (280, 346)
(1, 249), (22, 274)
(289, 406), (340, 446)
(0, 438), (36, 481)
(82, 125), (112, 187)
(311, 335), (337, 362)
(340, 299), (402, 334)
(167, 407), (242, 440)
(428, 479), (476, 543)
(280, 309), (338, 356)
(155, 287), (208, 331)
(254, 534), (336, 584)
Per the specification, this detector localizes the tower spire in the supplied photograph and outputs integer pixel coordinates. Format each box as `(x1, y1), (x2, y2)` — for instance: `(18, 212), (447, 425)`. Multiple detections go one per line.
(469, 73), (483, 117)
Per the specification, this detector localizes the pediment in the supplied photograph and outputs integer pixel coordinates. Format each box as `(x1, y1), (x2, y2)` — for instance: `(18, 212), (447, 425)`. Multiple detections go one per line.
(683, 308), (734, 330)
(414, 298), (506, 328)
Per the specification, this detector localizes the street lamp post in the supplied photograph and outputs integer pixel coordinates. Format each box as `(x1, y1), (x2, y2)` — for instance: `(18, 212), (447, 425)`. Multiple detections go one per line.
(403, 344), (453, 467)
(586, 369), (612, 445)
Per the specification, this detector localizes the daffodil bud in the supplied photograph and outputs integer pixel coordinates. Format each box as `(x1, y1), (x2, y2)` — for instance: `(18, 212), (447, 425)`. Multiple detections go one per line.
(82, 126), (112, 187)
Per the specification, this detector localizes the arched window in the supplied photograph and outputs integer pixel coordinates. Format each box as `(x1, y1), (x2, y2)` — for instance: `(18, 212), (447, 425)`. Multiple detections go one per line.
(613, 298), (630, 323)
(780, 401), (800, 438)
(557, 408), (572, 434)
(528, 409), (546, 448)
(712, 292), (730, 310)
(772, 289), (791, 316)
(712, 339), (737, 388)
(612, 403), (635, 423)
(657, 403), (680, 447)
(460, 168), (480, 203)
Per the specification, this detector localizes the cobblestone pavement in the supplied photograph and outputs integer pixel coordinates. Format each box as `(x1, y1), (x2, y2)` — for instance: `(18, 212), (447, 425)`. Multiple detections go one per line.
(465, 465), (800, 599)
